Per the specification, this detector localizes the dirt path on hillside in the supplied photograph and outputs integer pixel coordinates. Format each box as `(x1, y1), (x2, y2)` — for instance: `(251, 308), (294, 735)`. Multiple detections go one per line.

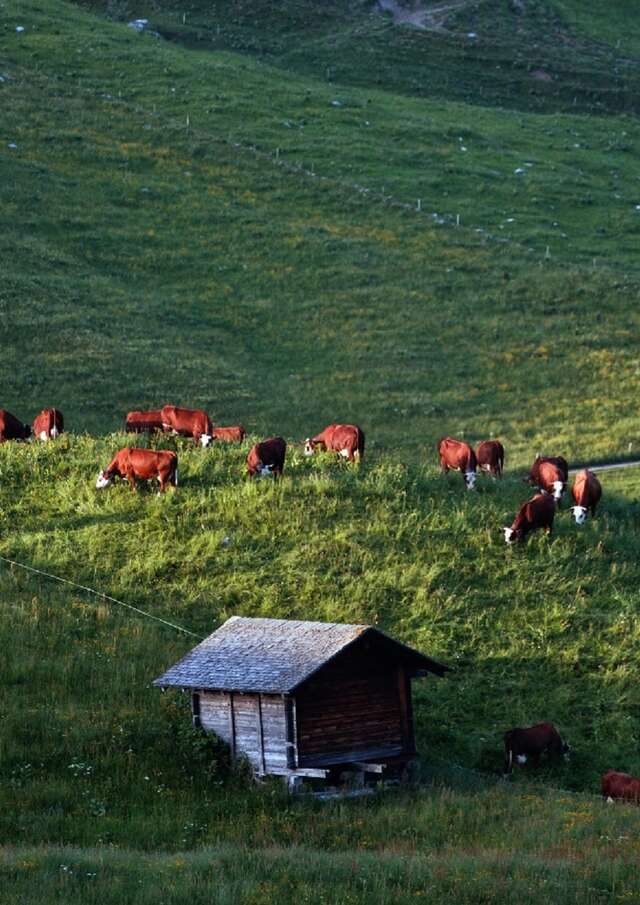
(569, 460), (640, 475)
(376, 0), (477, 31)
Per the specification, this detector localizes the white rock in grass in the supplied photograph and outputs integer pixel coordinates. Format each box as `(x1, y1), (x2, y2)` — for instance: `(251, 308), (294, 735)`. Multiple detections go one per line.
(16, 26), (25, 32)
(128, 18), (149, 31)
(514, 168), (525, 175)
(8, 142), (17, 149)
(330, 99), (343, 107)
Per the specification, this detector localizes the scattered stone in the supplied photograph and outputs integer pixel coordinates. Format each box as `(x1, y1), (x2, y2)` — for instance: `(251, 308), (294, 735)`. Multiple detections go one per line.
(8, 142), (17, 149)
(128, 18), (149, 31)
(530, 69), (552, 82)
(514, 168), (525, 175)
(330, 99), (343, 107)
(467, 32), (477, 39)
(15, 26), (25, 32)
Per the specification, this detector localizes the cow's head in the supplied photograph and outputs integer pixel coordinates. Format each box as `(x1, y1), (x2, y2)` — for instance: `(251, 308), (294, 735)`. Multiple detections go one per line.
(570, 505), (588, 525)
(562, 741), (571, 761)
(464, 471), (477, 490)
(304, 438), (314, 457)
(259, 464), (274, 478)
(96, 470), (112, 489)
(200, 433), (213, 448)
(503, 526), (521, 544)
(552, 480), (564, 502)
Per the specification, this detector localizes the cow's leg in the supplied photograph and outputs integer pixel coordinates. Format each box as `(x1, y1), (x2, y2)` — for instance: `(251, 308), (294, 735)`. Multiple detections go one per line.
(125, 469), (137, 492)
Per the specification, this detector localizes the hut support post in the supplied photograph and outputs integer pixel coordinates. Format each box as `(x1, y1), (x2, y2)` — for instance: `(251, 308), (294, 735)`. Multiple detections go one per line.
(257, 694), (266, 775)
(227, 692), (236, 761)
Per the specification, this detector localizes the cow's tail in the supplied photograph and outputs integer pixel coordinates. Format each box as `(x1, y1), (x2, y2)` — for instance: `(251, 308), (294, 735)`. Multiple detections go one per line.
(503, 733), (513, 775)
(357, 429), (365, 464)
(499, 448), (504, 476)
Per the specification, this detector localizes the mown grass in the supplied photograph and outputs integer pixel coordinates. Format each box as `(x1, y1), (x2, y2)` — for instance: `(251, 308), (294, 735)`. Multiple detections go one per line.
(3, 0), (640, 460)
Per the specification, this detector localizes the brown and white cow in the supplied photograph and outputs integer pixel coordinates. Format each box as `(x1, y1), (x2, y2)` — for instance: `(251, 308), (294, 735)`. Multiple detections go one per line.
(246, 437), (286, 479)
(213, 425), (246, 443)
(503, 722), (569, 775)
(96, 448), (178, 493)
(438, 437), (477, 489)
(503, 492), (556, 544)
(527, 456), (569, 503)
(304, 423), (365, 462)
(160, 405), (213, 448)
(32, 407), (64, 441)
(570, 469), (602, 525)
(0, 409), (31, 442)
(125, 409), (164, 434)
(476, 440), (504, 477)
(601, 770), (640, 804)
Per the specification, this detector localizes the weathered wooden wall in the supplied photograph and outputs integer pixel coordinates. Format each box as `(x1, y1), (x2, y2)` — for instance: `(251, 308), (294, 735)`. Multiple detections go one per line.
(196, 691), (289, 773)
(295, 640), (414, 766)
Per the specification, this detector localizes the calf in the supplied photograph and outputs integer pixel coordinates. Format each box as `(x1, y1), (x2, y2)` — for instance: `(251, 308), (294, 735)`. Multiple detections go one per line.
(601, 770), (640, 804)
(247, 437), (286, 479)
(527, 456), (569, 503)
(125, 409), (164, 434)
(160, 405), (213, 448)
(213, 425), (246, 443)
(503, 492), (555, 544)
(476, 440), (504, 477)
(96, 448), (178, 493)
(32, 407), (64, 441)
(570, 469), (602, 525)
(0, 409), (31, 442)
(503, 722), (569, 775)
(304, 423), (365, 462)
(437, 437), (477, 489)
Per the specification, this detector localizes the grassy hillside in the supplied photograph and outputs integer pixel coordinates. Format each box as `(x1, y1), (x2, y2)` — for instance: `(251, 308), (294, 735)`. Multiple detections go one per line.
(3, 0), (640, 459)
(4, 0), (640, 900)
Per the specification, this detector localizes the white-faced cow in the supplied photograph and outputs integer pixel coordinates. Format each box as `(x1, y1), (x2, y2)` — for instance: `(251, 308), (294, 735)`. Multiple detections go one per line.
(304, 423), (365, 463)
(0, 409), (31, 442)
(503, 492), (555, 544)
(527, 455), (569, 503)
(160, 405), (213, 448)
(503, 722), (569, 775)
(476, 440), (504, 477)
(438, 437), (477, 489)
(246, 437), (286, 479)
(601, 770), (640, 804)
(32, 407), (64, 442)
(125, 409), (164, 434)
(570, 469), (602, 525)
(96, 448), (178, 493)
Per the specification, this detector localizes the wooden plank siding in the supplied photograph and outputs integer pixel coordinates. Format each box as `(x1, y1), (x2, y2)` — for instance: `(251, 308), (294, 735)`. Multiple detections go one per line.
(197, 690), (289, 774)
(295, 642), (413, 767)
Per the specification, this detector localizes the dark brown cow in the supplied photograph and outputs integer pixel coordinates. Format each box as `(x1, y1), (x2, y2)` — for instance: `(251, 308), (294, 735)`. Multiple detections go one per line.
(32, 407), (64, 441)
(213, 425), (246, 443)
(503, 492), (556, 544)
(246, 437), (286, 479)
(304, 423), (365, 462)
(527, 456), (569, 503)
(601, 770), (640, 804)
(437, 437), (477, 489)
(570, 469), (602, 525)
(503, 722), (569, 775)
(476, 440), (504, 477)
(125, 409), (164, 434)
(160, 405), (213, 448)
(96, 448), (178, 493)
(0, 409), (31, 442)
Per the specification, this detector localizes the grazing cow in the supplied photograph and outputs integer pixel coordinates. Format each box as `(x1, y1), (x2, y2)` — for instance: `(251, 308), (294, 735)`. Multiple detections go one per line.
(96, 448), (178, 493)
(601, 770), (640, 804)
(246, 437), (286, 479)
(503, 722), (569, 775)
(32, 407), (64, 441)
(437, 437), (477, 489)
(476, 440), (504, 477)
(570, 469), (602, 525)
(213, 425), (246, 443)
(125, 409), (164, 434)
(503, 492), (556, 544)
(0, 409), (31, 442)
(527, 456), (569, 502)
(160, 405), (213, 448)
(304, 423), (365, 462)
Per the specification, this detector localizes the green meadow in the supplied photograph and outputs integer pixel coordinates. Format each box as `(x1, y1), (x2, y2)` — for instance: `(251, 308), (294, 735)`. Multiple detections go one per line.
(3, 0), (640, 900)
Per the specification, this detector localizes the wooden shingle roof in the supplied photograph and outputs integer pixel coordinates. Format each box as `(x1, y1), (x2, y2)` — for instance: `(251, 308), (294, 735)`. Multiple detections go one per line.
(153, 616), (448, 694)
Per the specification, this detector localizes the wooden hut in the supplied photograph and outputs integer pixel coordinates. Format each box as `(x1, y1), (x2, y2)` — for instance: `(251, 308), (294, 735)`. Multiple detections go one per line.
(154, 616), (449, 784)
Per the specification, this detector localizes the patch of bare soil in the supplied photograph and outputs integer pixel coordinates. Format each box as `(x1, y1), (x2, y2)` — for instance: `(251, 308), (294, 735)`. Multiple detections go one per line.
(376, 0), (476, 32)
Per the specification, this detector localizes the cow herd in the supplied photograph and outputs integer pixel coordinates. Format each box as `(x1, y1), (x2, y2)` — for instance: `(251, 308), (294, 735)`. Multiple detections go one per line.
(437, 436), (603, 541)
(3, 405), (637, 802)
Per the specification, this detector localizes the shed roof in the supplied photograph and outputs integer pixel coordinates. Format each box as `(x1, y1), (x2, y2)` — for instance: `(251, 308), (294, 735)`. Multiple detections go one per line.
(153, 616), (448, 694)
